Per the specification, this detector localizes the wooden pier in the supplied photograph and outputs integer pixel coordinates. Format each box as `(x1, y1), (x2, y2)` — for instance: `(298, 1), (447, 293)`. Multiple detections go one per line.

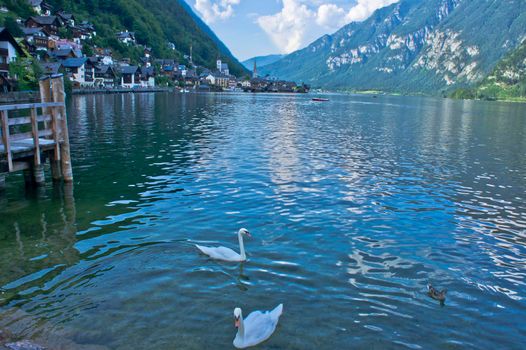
(0, 75), (72, 189)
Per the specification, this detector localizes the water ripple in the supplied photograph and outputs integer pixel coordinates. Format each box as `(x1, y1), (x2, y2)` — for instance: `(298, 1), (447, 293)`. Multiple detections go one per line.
(1, 93), (526, 349)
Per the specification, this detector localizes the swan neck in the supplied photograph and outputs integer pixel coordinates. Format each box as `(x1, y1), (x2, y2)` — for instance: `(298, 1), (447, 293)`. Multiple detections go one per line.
(237, 314), (245, 340)
(238, 231), (246, 260)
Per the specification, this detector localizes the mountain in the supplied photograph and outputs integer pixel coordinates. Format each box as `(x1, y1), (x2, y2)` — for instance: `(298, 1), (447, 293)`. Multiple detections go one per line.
(5, 0), (247, 76)
(451, 40), (526, 101)
(260, 0), (526, 94)
(242, 54), (285, 71)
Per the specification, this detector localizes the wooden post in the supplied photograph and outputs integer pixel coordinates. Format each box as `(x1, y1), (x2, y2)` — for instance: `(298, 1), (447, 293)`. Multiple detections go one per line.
(30, 108), (41, 165)
(33, 164), (45, 185)
(50, 105), (62, 181)
(39, 77), (52, 129)
(51, 76), (73, 182)
(42, 77), (62, 180)
(1, 110), (13, 172)
(50, 106), (62, 180)
(50, 153), (62, 181)
(30, 107), (45, 185)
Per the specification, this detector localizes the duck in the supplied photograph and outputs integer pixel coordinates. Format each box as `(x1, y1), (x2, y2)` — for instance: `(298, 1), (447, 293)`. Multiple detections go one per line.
(196, 228), (251, 262)
(428, 284), (447, 304)
(233, 304), (283, 349)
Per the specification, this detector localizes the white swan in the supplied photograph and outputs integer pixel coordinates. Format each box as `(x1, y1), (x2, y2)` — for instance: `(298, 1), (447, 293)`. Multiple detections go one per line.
(233, 304), (283, 349)
(196, 228), (251, 262)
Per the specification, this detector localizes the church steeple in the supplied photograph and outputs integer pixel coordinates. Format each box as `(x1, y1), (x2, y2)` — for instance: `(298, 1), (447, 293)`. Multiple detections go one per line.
(253, 59), (258, 78)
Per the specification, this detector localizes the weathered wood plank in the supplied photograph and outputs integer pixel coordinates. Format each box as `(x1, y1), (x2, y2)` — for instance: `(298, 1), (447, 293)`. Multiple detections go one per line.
(50, 106), (61, 160)
(10, 131), (34, 141)
(1, 110), (13, 171)
(8, 114), (52, 126)
(39, 129), (53, 138)
(2, 139), (55, 153)
(31, 108), (41, 165)
(0, 102), (64, 111)
(9, 129), (53, 142)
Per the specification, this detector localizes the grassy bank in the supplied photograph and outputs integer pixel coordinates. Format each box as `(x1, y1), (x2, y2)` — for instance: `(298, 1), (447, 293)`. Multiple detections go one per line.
(450, 84), (526, 103)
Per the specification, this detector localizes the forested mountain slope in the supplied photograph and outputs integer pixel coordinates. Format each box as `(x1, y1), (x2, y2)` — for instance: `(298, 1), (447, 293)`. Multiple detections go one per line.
(1, 0), (247, 75)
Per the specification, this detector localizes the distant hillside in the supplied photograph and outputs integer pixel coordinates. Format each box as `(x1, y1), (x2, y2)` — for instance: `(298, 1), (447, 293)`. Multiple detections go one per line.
(2, 0), (248, 76)
(451, 40), (526, 101)
(260, 0), (526, 94)
(242, 54), (284, 71)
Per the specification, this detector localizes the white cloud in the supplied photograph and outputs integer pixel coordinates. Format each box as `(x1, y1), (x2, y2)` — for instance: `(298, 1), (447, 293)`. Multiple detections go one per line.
(345, 0), (399, 23)
(257, 0), (314, 54)
(194, 0), (241, 23)
(316, 4), (346, 28)
(257, 0), (399, 54)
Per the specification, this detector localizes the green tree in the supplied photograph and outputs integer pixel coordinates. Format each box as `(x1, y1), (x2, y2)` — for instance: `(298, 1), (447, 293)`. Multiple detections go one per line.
(83, 44), (94, 57)
(0, 0), (35, 18)
(3, 16), (24, 37)
(9, 57), (42, 91)
(58, 27), (74, 40)
(2, 0), (248, 76)
(155, 76), (174, 87)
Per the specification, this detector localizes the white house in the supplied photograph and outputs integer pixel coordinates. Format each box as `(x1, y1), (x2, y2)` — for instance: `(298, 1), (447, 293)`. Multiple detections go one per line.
(206, 73), (229, 88)
(205, 73), (216, 85)
(0, 27), (25, 78)
(116, 31), (136, 45)
(120, 65), (140, 88)
(62, 57), (96, 87)
(94, 65), (117, 88)
(140, 66), (155, 88)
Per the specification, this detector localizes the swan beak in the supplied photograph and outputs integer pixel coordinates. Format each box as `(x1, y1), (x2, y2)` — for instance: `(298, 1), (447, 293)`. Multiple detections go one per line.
(245, 231), (251, 238)
(235, 318), (240, 328)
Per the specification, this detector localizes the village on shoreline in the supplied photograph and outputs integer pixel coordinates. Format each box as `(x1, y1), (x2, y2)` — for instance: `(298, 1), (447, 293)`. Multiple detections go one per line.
(0, 1), (309, 97)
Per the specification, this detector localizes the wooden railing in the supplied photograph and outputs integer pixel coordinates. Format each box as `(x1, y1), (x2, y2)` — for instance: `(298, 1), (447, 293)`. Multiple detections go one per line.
(0, 75), (72, 186)
(0, 102), (65, 172)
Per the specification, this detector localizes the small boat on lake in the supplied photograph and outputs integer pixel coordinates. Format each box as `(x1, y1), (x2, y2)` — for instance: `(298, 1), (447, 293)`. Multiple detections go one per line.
(312, 98), (329, 102)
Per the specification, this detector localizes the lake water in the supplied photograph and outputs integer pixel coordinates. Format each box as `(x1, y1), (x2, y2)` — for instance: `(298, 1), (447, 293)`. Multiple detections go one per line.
(1, 93), (525, 349)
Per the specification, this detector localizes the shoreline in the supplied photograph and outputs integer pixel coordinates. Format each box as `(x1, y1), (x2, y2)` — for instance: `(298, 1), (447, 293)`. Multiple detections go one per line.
(71, 87), (175, 95)
(340, 89), (526, 104)
(2, 88), (524, 104)
(71, 88), (308, 96)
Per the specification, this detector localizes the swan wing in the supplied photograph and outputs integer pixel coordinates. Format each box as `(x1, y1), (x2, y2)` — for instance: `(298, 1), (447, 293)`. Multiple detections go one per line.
(195, 244), (242, 261)
(242, 304), (283, 347)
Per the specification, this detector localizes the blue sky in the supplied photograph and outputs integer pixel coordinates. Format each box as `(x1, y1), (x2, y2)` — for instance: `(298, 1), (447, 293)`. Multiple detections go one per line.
(184, 0), (399, 61)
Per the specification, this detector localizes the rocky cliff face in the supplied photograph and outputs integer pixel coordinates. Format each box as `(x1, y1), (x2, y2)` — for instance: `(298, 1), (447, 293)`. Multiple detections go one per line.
(261, 0), (526, 94)
(451, 39), (526, 100)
